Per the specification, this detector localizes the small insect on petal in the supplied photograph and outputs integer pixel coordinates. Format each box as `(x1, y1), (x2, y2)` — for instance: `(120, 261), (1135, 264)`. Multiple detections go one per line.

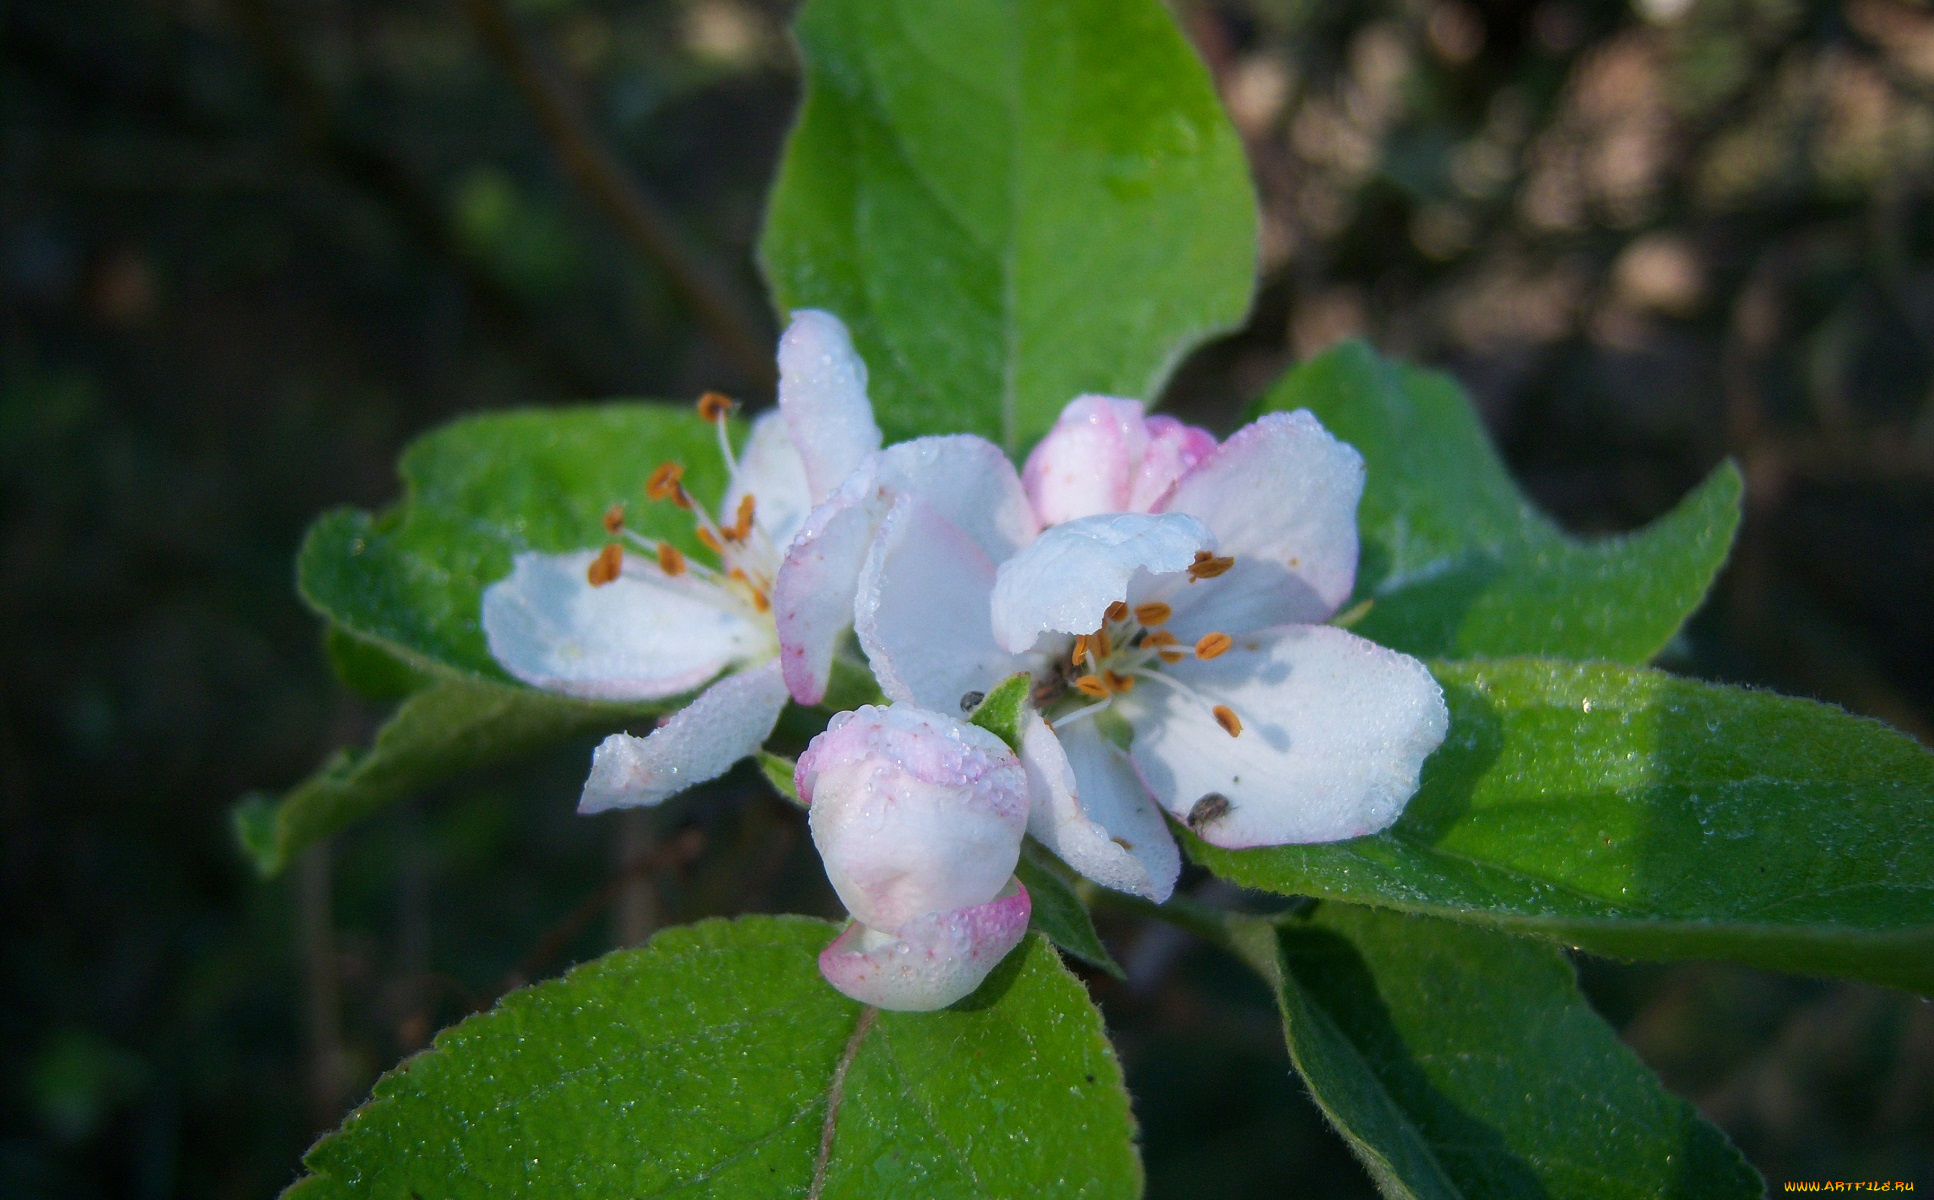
(1133, 602), (1171, 627)
(1194, 632), (1233, 660)
(645, 462), (685, 502)
(1212, 705), (1243, 738)
(656, 543), (687, 577)
(1186, 792), (1232, 830)
(697, 391), (736, 422)
(602, 504), (626, 534)
(587, 542), (624, 586)
(1187, 550), (1235, 581)
(1104, 600), (1129, 624)
(958, 690), (985, 713)
(1074, 675), (1110, 699)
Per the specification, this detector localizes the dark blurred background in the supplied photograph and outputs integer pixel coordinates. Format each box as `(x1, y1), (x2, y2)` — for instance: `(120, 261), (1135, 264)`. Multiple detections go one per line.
(3, 0), (1931, 1194)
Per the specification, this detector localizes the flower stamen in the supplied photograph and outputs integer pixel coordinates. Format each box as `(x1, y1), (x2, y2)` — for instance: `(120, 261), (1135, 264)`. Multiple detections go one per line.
(602, 504), (626, 535)
(1212, 705), (1243, 737)
(656, 543), (687, 577)
(645, 462), (685, 503)
(1073, 674), (1111, 700)
(1194, 632), (1233, 660)
(1187, 550), (1235, 581)
(1133, 602), (1171, 626)
(587, 542), (624, 586)
(1105, 600), (1129, 624)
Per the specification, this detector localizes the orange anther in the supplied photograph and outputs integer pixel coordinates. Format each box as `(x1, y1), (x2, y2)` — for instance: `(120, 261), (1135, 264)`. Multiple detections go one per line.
(1095, 627), (1113, 658)
(1103, 670), (1135, 694)
(1105, 600), (1129, 624)
(1133, 602), (1172, 626)
(1142, 630), (1178, 648)
(1212, 705), (1243, 737)
(1157, 649), (1188, 664)
(656, 543), (687, 577)
(732, 493), (756, 541)
(587, 542), (624, 586)
(1073, 675), (1110, 699)
(696, 527), (725, 555)
(697, 391), (736, 422)
(602, 503), (626, 534)
(1071, 634), (1091, 666)
(1194, 632), (1233, 660)
(645, 462), (685, 502)
(751, 589), (771, 614)
(1187, 550), (1235, 581)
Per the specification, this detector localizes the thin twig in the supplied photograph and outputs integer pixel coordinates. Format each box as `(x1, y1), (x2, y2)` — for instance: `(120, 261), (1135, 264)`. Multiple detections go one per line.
(456, 0), (777, 390)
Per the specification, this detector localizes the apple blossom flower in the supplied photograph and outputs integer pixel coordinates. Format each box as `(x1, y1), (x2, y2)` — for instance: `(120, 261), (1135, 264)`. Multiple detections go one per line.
(858, 396), (1450, 904)
(480, 310), (882, 812)
(798, 704), (1032, 1011)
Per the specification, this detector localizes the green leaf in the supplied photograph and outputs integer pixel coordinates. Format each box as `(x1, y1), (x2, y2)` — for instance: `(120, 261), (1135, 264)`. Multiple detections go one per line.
(761, 0), (1258, 451)
(299, 404), (728, 679)
(235, 667), (659, 877)
(1191, 658), (1934, 994)
(1251, 904), (1759, 1200)
(759, 751), (804, 807)
(1016, 842), (1125, 979)
(288, 916), (1141, 1199)
(1259, 342), (1741, 663)
(967, 672), (1034, 751)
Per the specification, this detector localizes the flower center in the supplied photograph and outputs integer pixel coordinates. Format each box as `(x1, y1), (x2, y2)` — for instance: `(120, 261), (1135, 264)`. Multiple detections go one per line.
(584, 391), (778, 617)
(1041, 566), (1244, 739)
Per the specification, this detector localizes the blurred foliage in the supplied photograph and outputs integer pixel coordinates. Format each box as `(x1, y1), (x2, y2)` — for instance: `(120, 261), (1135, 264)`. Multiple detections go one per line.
(2, 0), (1930, 1196)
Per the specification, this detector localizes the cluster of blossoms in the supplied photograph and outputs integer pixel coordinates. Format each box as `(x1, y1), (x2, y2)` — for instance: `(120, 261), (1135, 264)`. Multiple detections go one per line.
(483, 312), (1449, 1011)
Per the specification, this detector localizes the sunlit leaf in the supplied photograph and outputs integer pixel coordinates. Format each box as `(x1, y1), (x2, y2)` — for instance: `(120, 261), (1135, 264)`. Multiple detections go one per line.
(762, 0), (1258, 451)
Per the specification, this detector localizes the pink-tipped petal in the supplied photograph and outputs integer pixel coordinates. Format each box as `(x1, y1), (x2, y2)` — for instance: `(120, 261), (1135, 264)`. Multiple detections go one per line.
(483, 550), (768, 701)
(1120, 625), (1448, 847)
(855, 495), (1035, 711)
(801, 705), (1027, 932)
(773, 435), (1036, 705)
(1020, 712), (1179, 902)
(817, 881), (1032, 1012)
(777, 310), (882, 503)
(989, 512), (1215, 654)
(1132, 416), (1218, 513)
(1157, 409), (1365, 634)
(578, 661), (790, 812)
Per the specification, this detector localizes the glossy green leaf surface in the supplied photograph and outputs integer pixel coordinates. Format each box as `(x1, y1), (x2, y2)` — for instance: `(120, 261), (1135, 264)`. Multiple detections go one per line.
(299, 404), (727, 680)
(1193, 658), (1934, 993)
(234, 660), (657, 877)
(1258, 342), (1740, 663)
(761, 0), (1258, 451)
(1257, 904), (1759, 1200)
(288, 917), (1141, 1199)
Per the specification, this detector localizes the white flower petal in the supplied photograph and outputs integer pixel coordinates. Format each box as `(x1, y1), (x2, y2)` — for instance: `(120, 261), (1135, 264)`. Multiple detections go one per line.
(1121, 624), (1448, 847)
(482, 550), (767, 700)
(724, 410), (813, 551)
(1020, 395), (1142, 525)
(777, 309), (881, 503)
(773, 435), (1034, 704)
(801, 705), (1028, 933)
(989, 512), (1215, 654)
(577, 661), (790, 812)
(855, 495), (1035, 711)
(1021, 712), (1179, 902)
(1158, 409), (1364, 633)
(817, 881), (1031, 1012)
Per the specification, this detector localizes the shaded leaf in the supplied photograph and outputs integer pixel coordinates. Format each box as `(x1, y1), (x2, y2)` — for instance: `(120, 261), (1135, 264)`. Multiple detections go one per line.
(762, 0), (1257, 451)
(1259, 342), (1740, 663)
(235, 664), (659, 877)
(288, 916), (1140, 1199)
(1192, 658), (1934, 993)
(1016, 842), (1125, 979)
(968, 672), (1034, 751)
(1251, 904), (1759, 1200)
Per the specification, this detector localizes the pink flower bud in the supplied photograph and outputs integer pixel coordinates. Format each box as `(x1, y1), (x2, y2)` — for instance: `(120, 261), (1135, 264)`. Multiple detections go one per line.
(1021, 396), (1216, 525)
